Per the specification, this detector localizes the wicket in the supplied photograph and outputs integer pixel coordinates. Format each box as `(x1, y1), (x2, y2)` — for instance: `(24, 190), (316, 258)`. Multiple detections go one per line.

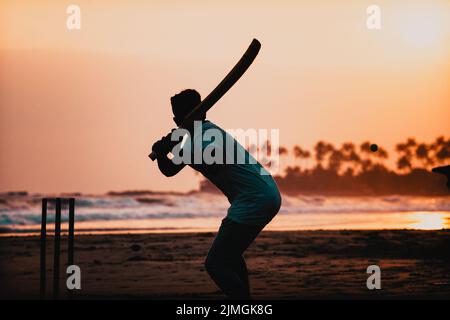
(40, 198), (75, 299)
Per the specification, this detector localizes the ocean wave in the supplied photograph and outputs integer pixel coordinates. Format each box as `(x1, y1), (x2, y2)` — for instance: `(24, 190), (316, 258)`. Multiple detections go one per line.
(0, 193), (449, 227)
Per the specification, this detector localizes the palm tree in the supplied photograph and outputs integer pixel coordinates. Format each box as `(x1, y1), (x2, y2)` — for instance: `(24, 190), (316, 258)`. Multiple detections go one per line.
(279, 146), (288, 156)
(395, 138), (417, 172)
(293, 145), (311, 170)
(328, 149), (345, 173)
(432, 136), (450, 165)
(293, 145), (311, 159)
(339, 142), (360, 174)
(397, 155), (412, 172)
(358, 141), (389, 173)
(415, 143), (434, 169)
(378, 148), (388, 159)
(314, 141), (334, 168)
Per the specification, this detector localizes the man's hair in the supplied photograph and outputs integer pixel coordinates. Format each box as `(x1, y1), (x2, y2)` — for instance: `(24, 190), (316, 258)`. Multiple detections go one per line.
(171, 89), (202, 121)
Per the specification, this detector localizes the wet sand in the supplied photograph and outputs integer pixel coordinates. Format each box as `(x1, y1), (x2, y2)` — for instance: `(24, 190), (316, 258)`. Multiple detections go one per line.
(1, 230), (450, 299)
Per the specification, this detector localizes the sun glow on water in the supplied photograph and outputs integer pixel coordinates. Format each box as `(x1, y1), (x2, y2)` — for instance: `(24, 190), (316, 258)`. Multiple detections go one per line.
(408, 212), (449, 230)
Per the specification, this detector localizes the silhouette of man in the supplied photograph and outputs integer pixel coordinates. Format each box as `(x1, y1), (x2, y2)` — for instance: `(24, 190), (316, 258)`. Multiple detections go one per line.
(152, 89), (281, 299)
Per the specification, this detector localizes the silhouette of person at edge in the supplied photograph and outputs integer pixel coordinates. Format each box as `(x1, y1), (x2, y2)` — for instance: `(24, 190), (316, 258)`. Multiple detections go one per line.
(432, 165), (450, 190)
(151, 89), (281, 299)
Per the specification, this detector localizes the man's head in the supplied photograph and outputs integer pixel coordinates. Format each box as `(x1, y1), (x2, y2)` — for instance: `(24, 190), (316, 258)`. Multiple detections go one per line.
(171, 89), (204, 126)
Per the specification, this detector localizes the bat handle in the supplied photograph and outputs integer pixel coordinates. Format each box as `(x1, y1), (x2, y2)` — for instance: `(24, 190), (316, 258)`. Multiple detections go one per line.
(149, 151), (157, 161)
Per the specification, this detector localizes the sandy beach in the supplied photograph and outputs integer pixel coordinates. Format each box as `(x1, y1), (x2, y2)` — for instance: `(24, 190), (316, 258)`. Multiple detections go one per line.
(1, 229), (449, 299)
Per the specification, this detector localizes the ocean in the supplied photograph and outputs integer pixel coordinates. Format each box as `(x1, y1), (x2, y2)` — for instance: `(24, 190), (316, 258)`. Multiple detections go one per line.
(1, 192), (449, 235)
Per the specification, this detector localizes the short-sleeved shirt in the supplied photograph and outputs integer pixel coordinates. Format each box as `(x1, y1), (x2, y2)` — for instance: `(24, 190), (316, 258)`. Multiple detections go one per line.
(183, 120), (281, 226)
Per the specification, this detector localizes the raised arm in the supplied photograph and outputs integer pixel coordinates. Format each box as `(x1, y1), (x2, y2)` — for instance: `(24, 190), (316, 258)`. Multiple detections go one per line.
(152, 132), (186, 177)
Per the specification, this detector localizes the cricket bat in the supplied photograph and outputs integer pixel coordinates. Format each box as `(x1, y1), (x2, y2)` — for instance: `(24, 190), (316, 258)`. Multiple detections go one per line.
(149, 38), (261, 161)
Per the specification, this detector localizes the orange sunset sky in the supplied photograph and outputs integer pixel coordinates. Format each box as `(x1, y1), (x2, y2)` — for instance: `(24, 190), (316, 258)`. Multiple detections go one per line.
(0, 0), (449, 194)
